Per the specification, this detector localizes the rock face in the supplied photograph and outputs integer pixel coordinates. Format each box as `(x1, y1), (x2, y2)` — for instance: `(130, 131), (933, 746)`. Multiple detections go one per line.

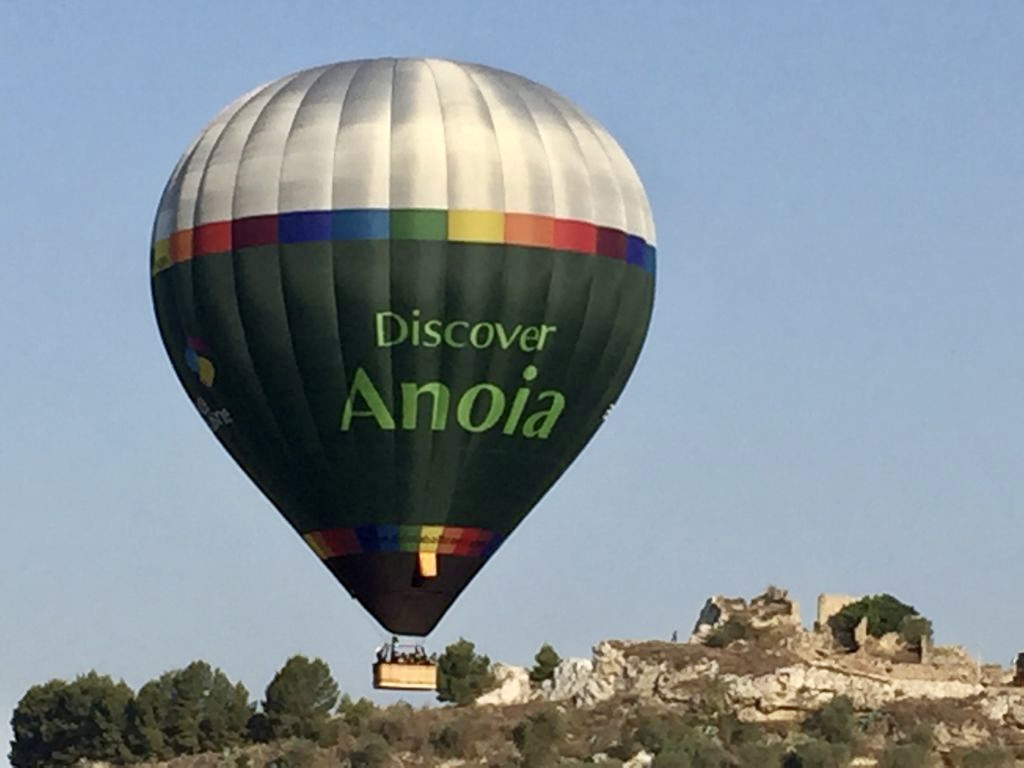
(543, 657), (616, 705)
(475, 663), (531, 706)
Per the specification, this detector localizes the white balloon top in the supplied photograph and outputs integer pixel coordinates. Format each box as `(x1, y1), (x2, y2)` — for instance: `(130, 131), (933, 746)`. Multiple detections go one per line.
(154, 58), (654, 246)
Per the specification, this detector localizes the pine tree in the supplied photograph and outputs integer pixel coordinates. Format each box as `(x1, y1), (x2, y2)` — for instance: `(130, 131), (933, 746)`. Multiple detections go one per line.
(263, 655), (340, 741)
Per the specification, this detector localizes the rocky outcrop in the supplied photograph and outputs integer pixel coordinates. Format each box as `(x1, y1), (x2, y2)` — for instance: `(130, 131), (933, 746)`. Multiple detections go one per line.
(690, 586), (801, 643)
(475, 663), (531, 706)
(472, 587), (1023, 754)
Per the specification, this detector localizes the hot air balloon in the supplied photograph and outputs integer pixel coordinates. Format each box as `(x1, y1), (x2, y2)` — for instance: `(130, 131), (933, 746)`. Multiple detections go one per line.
(151, 58), (655, 688)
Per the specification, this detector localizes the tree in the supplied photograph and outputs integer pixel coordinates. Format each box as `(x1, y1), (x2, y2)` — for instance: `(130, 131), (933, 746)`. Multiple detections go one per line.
(264, 655), (340, 741)
(898, 614), (933, 649)
(336, 694), (377, 735)
(529, 643), (561, 684)
(10, 673), (134, 768)
(128, 661), (251, 758)
(829, 594), (924, 649)
(435, 638), (494, 705)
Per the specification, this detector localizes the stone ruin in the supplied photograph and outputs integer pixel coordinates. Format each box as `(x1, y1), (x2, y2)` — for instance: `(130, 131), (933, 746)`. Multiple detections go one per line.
(689, 584), (801, 643)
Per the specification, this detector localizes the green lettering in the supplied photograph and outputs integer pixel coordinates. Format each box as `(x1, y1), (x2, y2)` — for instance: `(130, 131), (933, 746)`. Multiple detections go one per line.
(422, 319), (442, 348)
(470, 322), (496, 349)
(401, 381), (450, 430)
(444, 320), (469, 348)
(375, 311), (407, 347)
(503, 365), (538, 435)
(456, 383), (506, 432)
(537, 324), (557, 350)
(522, 390), (565, 438)
(495, 323), (523, 349)
(340, 368), (395, 430)
(410, 308), (422, 346)
(519, 326), (541, 351)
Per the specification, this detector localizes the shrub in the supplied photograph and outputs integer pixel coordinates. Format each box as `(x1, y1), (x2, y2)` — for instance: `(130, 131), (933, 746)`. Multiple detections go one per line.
(631, 711), (692, 754)
(349, 734), (391, 768)
(803, 695), (857, 745)
(436, 638), (494, 705)
(783, 738), (850, 768)
(693, 677), (732, 722)
(270, 738), (318, 768)
(530, 644), (561, 684)
(956, 747), (1014, 767)
(704, 617), (749, 649)
(878, 742), (930, 768)
(653, 738), (732, 768)
(430, 724), (467, 759)
(263, 656), (339, 742)
(735, 741), (786, 767)
(512, 707), (564, 768)
(716, 712), (764, 749)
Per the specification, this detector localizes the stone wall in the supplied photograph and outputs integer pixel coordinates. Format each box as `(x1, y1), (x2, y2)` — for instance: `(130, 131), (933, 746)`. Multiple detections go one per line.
(816, 593), (861, 630)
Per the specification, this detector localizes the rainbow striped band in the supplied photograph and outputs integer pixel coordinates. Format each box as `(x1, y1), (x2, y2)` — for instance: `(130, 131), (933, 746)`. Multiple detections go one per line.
(152, 209), (656, 277)
(303, 524), (504, 560)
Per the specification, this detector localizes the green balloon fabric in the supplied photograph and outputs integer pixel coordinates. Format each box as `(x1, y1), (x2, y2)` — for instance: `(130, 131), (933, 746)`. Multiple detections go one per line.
(151, 58), (656, 636)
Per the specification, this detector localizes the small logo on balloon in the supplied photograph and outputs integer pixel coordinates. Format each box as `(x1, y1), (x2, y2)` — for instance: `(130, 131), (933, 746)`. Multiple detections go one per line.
(184, 337), (216, 387)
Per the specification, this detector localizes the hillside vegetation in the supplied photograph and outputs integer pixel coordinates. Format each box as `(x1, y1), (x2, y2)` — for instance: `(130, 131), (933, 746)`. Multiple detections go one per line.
(9, 590), (1024, 767)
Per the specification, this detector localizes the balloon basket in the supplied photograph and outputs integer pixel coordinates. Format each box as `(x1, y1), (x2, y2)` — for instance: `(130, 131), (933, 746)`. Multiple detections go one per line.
(372, 660), (437, 691)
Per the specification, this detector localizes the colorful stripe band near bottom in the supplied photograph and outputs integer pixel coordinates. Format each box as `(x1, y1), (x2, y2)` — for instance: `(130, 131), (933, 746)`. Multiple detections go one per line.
(304, 525), (504, 559)
(152, 208), (656, 276)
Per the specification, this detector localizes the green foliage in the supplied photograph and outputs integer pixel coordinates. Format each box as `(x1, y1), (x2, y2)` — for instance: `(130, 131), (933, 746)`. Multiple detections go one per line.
(783, 738), (850, 768)
(9, 673), (134, 768)
(263, 655), (340, 742)
(337, 693), (377, 734)
(129, 660), (252, 757)
(512, 707), (564, 768)
(529, 643), (561, 684)
(625, 711), (732, 767)
(269, 738), (318, 768)
(878, 742), (930, 768)
(632, 711), (691, 754)
(802, 695), (857, 745)
(349, 733), (391, 768)
(735, 741), (786, 767)
(435, 638), (494, 705)
(716, 712), (764, 750)
(652, 738), (733, 768)
(247, 712), (273, 743)
(955, 747), (1014, 767)
(430, 724), (467, 759)
(829, 594), (923, 649)
(705, 617), (750, 649)
(898, 615), (933, 648)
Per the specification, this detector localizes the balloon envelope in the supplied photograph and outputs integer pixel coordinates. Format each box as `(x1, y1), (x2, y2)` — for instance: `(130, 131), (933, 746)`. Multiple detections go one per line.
(151, 58), (656, 636)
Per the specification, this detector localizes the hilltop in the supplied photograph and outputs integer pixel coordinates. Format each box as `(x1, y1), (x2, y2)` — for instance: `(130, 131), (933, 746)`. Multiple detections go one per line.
(20, 588), (1024, 767)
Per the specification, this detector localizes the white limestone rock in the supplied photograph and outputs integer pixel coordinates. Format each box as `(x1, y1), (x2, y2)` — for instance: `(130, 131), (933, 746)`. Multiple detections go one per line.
(475, 663), (532, 706)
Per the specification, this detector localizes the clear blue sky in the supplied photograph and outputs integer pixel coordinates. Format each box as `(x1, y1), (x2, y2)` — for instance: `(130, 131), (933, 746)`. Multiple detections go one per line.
(2, 1), (1023, 758)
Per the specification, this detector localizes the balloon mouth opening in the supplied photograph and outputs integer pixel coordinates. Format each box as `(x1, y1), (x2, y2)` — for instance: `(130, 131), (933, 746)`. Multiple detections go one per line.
(327, 551), (490, 636)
